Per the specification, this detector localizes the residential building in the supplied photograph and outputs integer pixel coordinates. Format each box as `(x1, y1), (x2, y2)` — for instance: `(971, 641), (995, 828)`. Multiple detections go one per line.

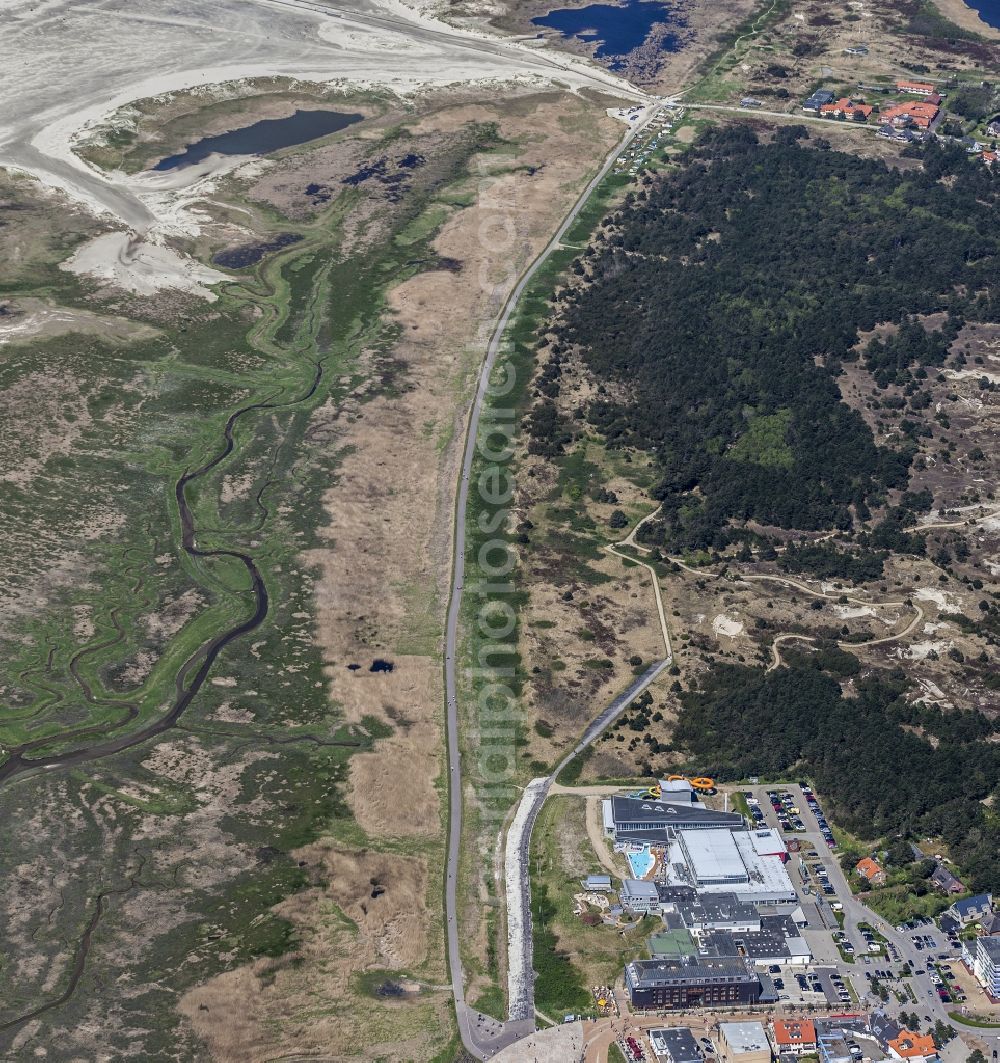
(968, 935), (1000, 1000)
(819, 98), (874, 121)
(583, 874), (612, 892)
(949, 892), (993, 926)
(803, 89), (835, 112)
(720, 1021), (773, 1063)
(843, 45), (869, 56)
(887, 1032), (938, 1063)
(624, 958), (761, 1011)
(929, 864), (964, 894)
(650, 1027), (703, 1063)
(879, 101), (939, 129)
(772, 1020), (817, 1055)
(870, 1011), (902, 1051)
(621, 878), (661, 914)
(896, 80), (936, 95)
(979, 911), (1000, 936)
(856, 857), (886, 886)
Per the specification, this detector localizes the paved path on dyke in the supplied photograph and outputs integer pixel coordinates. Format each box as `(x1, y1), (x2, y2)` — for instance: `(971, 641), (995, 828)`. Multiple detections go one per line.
(440, 100), (668, 1060)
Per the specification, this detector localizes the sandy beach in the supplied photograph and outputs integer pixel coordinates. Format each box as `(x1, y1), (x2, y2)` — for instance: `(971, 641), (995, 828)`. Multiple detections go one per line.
(0, 0), (641, 294)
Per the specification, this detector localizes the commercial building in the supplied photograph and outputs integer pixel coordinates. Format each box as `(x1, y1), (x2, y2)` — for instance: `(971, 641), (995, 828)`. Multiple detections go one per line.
(719, 1021), (772, 1063)
(604, 795), (744, 839)
(697, 914), (811, 967)
(650, 1027), (703, 1063)
(624, 957), (761, 1011)
(772, 1020), (817, 1055)
(649, 926), (700, 960)
(583, 874), (613, 892)
(818, 1033), (858, 1063)
(672, 893), (762, 933)
(621, 878), (661, 914)
(662, 829), (797, 905)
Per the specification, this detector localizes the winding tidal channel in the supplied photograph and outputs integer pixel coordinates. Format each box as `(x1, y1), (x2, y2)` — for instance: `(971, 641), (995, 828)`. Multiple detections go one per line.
(0, 230), (342, 1039)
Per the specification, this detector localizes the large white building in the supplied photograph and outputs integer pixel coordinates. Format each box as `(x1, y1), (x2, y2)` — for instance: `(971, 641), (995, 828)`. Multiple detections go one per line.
(662, 828), (797, 906)
(967, 936), (1000, 1000)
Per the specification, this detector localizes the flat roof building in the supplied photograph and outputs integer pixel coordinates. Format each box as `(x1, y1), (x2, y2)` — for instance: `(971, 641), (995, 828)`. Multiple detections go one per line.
(651, 1027), (703, 1063)
(583, 874), (612, 892)
(720, 1021), (772, 1063)
(680, 829), (748, 885)
(621, 878), (660, 913)
(663, 829), (797, 905)
(749, 829), (788, 862)
(970, 936), (1000, 1000)
(625, 958), (761, 1011)
(673, 893), (762, 933)
(649, 927), (699, 960)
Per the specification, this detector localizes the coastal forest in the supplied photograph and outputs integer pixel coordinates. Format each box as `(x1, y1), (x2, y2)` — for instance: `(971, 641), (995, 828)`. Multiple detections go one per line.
(673, 663), (1000, 895)
(532, 126), (1000, 550)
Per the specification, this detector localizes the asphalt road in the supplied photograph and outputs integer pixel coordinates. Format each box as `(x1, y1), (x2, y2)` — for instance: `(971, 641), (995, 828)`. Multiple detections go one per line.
(440, 104), (664, 1059)
(751, 783), (990, 1034)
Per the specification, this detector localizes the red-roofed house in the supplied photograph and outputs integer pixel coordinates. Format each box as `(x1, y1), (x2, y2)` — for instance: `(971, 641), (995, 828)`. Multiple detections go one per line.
(880, 101), (940, 129)
(772, 1020), (817, 1055)
(897, 81), (936, 96)
(888, 1032), (938, 1063)
(856, 857), (887, 885)
(820, 98), (874, 121)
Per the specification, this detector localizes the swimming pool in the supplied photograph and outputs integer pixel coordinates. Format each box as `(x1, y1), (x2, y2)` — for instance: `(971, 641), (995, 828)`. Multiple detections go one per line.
(627, 846), (655, 879)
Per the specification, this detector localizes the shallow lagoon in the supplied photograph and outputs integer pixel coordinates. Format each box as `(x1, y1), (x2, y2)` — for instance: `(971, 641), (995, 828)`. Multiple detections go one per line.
(531, 0), (681, 67)
(154, 109), (362, 171)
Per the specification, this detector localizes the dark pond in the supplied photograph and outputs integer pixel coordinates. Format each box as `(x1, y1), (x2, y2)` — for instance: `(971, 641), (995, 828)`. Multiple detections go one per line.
(531, 0), (680, 66)
(153, 109), (363, 171)
(212, 232), (303, 269)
